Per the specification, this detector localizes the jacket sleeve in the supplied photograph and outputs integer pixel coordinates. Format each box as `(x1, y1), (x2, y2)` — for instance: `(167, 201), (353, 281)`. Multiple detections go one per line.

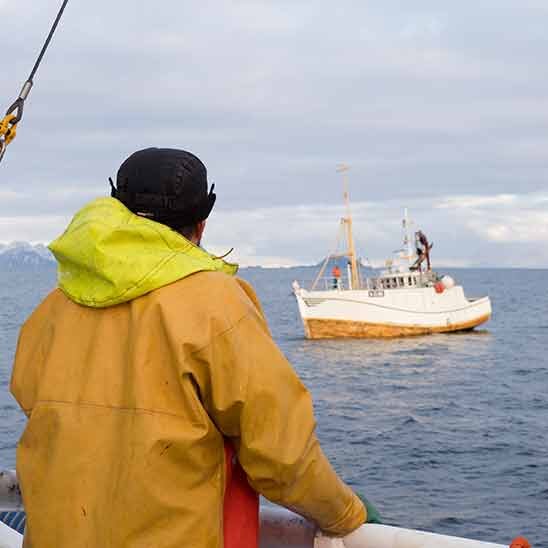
(188, 279), (366, 536)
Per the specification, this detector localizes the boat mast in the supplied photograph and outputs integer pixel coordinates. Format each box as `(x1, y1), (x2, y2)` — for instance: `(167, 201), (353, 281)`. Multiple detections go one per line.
(337, 164), (360, 290)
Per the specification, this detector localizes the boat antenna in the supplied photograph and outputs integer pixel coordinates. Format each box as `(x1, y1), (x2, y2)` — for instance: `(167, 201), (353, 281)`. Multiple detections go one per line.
(403, 208), (415, 267)
(0, 0), (70, 165)
(336, 164), (360, 290)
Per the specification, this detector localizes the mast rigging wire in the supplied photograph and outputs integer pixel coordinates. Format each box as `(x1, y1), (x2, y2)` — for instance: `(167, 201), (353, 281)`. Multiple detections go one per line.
(0, 0), (70, 164)
(28, 0), (70, 85)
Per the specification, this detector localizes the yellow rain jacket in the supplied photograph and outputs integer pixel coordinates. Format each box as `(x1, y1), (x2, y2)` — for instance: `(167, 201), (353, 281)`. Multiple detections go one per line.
(11, 198), (365, 548)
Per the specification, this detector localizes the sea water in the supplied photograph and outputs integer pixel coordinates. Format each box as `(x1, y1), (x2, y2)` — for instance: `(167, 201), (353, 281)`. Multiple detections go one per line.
(0, 266), (547, 546)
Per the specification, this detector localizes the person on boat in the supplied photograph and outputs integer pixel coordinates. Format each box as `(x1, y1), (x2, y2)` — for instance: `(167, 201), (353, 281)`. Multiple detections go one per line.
(11, 148), (378, 548)
(332, 264), (342, 289)
(415, 230), (432, 272)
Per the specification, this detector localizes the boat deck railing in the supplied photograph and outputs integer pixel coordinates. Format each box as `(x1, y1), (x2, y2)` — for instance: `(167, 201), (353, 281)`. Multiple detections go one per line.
(0, 470), (513, 548)
(314, 277), (351, 291)
(305, 271), (438, 293)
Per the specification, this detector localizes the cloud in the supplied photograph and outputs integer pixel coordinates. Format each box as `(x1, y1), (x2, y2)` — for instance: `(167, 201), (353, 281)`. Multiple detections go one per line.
(435, 195), (518, 209)
(191, 191), (548, 268)
(434, 193), (548, 246)
(1, 1), (547, 267)
(0, 215), (70, 243)
(0, 185), (546, 268)
(401, 15), (446, 41)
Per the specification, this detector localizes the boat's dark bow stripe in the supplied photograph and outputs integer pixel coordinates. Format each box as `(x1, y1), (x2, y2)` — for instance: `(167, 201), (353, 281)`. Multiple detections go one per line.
(0, 511), (25, 534)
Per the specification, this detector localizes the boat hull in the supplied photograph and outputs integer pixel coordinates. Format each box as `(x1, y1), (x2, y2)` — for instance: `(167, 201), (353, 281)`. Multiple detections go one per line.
(302, 313), (491, 339)
(294, 286), (492, 339)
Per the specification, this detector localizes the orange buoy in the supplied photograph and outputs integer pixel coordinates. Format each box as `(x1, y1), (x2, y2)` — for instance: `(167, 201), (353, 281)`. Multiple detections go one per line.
(510, 536), (531, 548)
(434, 281), (445, 294)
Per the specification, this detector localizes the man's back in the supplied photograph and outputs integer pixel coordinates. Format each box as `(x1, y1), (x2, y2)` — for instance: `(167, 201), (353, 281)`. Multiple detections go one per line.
(12, 272), (259, 547)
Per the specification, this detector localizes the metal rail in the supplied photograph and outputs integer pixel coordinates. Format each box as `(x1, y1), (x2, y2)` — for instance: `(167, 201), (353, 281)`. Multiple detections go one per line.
(0, 471), (510, 548)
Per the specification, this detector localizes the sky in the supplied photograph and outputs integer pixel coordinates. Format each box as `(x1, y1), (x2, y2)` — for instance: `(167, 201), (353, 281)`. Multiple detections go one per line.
(1, 1), (547, 267)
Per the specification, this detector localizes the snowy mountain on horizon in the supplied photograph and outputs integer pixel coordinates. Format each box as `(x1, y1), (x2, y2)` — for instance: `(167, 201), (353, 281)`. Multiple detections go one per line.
(0, 241), (55, 270)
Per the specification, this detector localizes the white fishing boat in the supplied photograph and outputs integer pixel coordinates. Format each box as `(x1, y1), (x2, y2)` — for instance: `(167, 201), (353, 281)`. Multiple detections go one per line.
(292, 166), (492, 339)
(0, 471), (524, 548)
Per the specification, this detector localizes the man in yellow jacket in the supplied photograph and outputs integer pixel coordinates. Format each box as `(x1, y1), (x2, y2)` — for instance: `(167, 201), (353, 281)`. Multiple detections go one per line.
(11, 148), (372, 547)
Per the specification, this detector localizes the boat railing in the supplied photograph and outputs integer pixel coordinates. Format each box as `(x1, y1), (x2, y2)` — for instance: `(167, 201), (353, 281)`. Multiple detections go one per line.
(310, 274), (370, 292)
(0, 470), (516, 548)
(319, 276), (349, 291)
(305, 271), (441, 293)
(365, 270), (438, 291)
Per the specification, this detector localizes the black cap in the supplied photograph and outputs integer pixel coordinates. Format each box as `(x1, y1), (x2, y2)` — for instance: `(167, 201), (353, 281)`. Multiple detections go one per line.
(111, 148), (216, 227)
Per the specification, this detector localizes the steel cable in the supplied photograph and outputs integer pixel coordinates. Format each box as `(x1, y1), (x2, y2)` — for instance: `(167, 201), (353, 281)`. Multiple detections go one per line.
(0, 0), (70, 164)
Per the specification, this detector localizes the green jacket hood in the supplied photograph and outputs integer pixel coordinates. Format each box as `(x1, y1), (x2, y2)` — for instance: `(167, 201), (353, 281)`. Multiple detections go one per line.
(49, 197), (238, 308)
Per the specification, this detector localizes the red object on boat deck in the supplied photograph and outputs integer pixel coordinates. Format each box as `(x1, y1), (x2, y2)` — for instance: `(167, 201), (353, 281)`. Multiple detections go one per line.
(510, 537), (531, 548)
(224, 443), (260, 548)
(434, 281), (445, 294)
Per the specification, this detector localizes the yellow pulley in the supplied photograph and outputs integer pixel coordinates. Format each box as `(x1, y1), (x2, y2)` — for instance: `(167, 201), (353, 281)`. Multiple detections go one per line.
(0, 115), (18, 144)
(0, 115), (18, 163)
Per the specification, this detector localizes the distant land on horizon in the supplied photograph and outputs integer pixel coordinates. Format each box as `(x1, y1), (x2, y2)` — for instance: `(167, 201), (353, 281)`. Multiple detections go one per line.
(0, 242), (55, 270)
(0, 242), (546, 271)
